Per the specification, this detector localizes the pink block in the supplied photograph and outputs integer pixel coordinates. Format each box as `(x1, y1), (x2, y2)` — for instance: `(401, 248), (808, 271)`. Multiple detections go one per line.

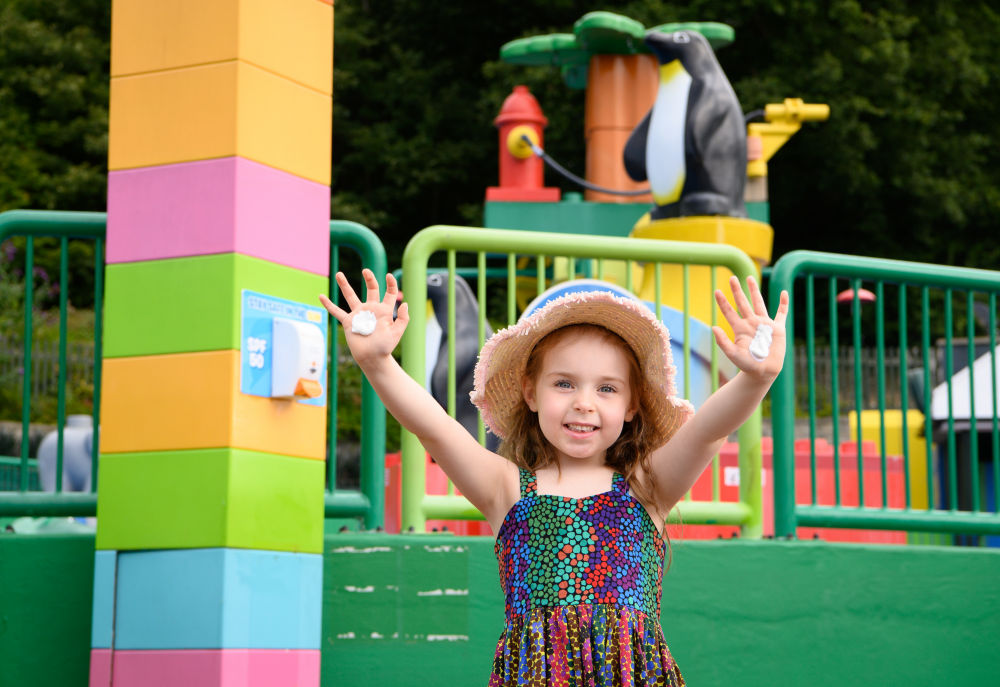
(90, 649), (113, 687)
(107, 157), (330, 276)
(113, 649), (320, 687)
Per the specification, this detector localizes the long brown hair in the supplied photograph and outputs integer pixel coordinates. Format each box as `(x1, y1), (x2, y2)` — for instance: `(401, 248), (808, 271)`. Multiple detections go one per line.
(498, 324), (668, 524)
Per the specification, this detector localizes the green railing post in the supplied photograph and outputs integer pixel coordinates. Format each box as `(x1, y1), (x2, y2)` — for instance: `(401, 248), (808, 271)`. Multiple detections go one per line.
(769, 257), (798, 538)
(738, 409), (763, 538)
(400, 234), (433, 533)
(327, 220), (387, 529)
(55, 236), (69, 493)
(20, 234), (34, 492)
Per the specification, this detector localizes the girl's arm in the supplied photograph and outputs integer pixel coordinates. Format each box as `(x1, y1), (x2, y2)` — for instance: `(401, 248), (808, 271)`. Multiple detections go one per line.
(320, 270), (517, 526)
(647, 275), (789, 511)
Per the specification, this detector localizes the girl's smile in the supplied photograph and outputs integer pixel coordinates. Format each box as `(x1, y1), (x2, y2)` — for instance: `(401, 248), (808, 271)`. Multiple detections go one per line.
(523, 330), (637, 466)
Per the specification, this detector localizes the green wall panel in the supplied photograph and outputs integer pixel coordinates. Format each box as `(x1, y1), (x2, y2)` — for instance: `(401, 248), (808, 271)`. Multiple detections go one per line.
(95, 448), (324, 552)
(321, 536), (1000, 686)
(0, 534), (95, 687)
(103, 253), (327, 357)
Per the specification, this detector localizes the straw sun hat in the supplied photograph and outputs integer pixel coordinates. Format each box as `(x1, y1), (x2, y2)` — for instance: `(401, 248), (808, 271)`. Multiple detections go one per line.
(470, 290), (695, 447)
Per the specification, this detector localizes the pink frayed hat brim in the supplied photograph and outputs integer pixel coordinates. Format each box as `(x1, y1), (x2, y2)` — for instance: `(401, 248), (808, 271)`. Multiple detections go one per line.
(470, 290), (694, 447)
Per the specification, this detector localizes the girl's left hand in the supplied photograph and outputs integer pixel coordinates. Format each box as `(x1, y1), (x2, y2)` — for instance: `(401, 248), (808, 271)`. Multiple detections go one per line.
(713, 275), (789, 381)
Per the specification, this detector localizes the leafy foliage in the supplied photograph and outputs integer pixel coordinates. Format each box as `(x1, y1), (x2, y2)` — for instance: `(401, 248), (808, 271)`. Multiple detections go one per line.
(2, 0), (999, 268)
(333, 0), (1000, 269)
(0, 0), (110, 213)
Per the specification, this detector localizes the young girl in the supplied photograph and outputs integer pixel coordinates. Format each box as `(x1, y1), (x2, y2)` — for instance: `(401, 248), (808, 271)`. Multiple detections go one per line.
(321, 270), (788, 687)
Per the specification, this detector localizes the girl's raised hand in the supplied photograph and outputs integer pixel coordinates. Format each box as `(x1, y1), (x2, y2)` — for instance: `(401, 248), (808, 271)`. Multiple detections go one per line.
(712, 275), (789, 381)
(319, 270), (409, 365)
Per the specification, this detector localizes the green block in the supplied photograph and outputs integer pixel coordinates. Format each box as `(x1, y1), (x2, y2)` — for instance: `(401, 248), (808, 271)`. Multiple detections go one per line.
(746, 200), (770, 225)
(484, 198), (647, 237)
(104, 253), (328, 357)
(95, 448), (324, 553)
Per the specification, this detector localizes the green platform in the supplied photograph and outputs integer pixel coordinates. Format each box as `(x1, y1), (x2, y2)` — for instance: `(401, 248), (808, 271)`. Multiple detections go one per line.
(95, 448), (324, 553)
(484, 198), (771, 237)
(484, 198), (644, 237)
(103, 253), (327, 357)
(4, 534), (999, 686)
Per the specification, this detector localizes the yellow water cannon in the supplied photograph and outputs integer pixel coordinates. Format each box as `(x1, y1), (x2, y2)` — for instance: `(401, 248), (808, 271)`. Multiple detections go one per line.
(746, 98), (829, 178)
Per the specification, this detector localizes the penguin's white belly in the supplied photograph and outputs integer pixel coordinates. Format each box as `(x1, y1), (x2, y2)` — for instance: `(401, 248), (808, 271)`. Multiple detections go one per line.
(425, 302), (443, 391)
(646, 63), (691, 206)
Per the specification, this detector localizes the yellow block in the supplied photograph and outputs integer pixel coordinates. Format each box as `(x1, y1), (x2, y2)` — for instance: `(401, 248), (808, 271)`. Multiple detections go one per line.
(630, 216), (774, 332)
(850, 409), (933, 509)
(100, 350), (326, 459)
(111, 0), (333, 95)
(109, 60), (331, 184)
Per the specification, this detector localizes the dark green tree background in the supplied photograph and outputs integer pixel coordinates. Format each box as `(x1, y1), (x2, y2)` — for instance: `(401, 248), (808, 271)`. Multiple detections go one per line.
(2, 0), (999, 270)
(0, 0), (109, 212)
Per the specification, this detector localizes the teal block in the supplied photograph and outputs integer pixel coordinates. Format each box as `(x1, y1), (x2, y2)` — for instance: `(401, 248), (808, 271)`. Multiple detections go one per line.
(114, 548), (322, 650)
(90, 550), (116, 648)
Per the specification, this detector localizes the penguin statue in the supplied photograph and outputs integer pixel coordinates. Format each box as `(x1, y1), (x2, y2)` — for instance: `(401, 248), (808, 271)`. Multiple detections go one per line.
(624, 30), (747, 220)
(426, 273), (498, 450)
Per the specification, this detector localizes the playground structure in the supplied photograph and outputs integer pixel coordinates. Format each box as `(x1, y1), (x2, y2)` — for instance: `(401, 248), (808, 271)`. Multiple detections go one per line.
(2, 6), (1000, 687)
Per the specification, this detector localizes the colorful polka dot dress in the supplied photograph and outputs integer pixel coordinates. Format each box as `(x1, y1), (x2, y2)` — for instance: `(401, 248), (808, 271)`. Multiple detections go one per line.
(490, 468), (685, 687)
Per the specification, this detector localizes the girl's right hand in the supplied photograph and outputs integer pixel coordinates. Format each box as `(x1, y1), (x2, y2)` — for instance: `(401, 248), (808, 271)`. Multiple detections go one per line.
(319, 269), (410, 366)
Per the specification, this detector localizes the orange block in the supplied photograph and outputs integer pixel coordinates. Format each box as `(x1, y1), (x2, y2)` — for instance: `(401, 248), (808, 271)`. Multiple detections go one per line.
(111, 0), (333, 95)
(109, 61), (331, 184)
(100, 350), (325, 458)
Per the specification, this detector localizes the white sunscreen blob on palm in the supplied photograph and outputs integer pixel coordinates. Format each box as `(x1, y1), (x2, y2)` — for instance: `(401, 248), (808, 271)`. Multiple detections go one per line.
(749, 324), (773, 361)
(352, 310), (377, 336)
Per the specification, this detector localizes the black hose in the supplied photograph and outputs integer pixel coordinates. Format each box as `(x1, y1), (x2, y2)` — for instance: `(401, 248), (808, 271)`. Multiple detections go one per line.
(522, 135), (651, 197)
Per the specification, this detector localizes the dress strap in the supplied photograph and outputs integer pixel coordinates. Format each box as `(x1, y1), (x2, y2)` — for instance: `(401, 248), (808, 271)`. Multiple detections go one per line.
(612, 471), (630, 495)
(518, 468), (537, 497)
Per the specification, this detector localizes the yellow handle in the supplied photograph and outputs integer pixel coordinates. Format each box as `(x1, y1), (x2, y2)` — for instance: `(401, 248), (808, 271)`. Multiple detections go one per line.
(765, 98), (830, 123)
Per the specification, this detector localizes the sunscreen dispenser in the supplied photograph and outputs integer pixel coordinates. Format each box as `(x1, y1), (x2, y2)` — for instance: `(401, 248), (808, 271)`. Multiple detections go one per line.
(271, 317), (325, 399)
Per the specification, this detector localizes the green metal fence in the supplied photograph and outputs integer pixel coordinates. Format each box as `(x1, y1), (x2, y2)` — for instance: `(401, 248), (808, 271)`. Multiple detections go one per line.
(0, 210), (105, 517)
(769, 250), (1000, 538)
(0, 210), (387, 528)
(398, 225), (762, 534)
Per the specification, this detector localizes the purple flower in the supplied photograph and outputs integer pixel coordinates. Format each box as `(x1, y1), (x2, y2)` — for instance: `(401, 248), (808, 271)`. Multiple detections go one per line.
(2, 242), (14, 263)
(33, 267), (49, 282)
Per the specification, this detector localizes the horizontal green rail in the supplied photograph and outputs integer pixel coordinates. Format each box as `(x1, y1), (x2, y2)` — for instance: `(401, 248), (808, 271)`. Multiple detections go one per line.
(399, 225), (760, 534)
(795, 506), (1000, 535)
(0, 210), (387, 528)
(769, 250), (1000, 538)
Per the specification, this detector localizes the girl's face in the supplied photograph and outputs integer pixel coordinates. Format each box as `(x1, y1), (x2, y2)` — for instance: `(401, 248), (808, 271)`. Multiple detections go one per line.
(522, 329), (638, 467)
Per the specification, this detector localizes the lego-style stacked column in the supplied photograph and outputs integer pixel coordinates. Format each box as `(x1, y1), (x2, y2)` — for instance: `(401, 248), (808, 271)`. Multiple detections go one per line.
(89, 2), (333, 686)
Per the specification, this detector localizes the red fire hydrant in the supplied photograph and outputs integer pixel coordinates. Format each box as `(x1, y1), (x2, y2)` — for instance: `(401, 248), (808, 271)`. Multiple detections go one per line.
(486, 85), (560, 202)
